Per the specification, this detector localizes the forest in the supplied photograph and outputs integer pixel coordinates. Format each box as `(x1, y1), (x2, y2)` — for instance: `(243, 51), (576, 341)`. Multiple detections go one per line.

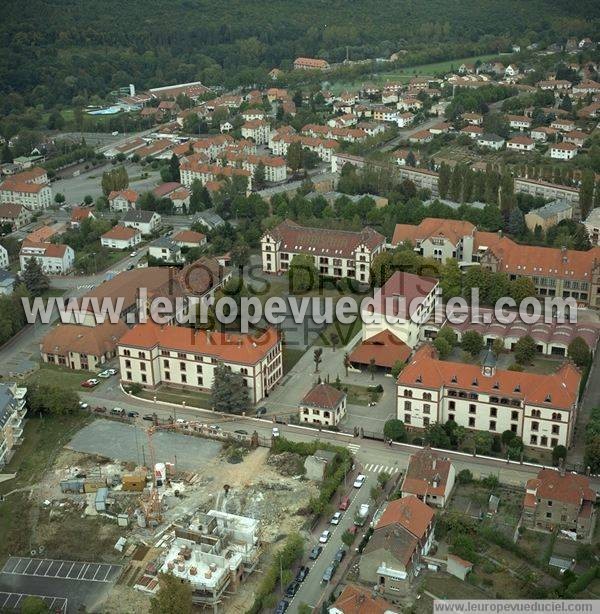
(1, 0), (599, 115)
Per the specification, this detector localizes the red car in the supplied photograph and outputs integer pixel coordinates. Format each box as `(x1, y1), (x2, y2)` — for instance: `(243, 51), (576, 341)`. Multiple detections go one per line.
(81, 378), (99, 388)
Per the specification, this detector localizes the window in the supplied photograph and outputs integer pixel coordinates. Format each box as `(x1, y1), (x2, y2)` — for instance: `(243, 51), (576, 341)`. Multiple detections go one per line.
(423, 404), (430, 414)
(404, 413), (411, 424)
(165, 371), (171, 381)
(423, 392), (432, 401)
(140, 362), (146, 371)
(423, 417), (430, 426)
(181, 374), (187, 383)
(468, 417), (475, 427)
(126, 371), (132, 380)
(511, 424), (517, 433)
(125, 360), (131, 369)
(511, 411), (519, 421)
(163, 360), (169, 368)
(180, 362), (186, 370)
(449, 400), (455, 410)
(448, 414), (455, 421)
(404, 401), (411, 411)
(404, 389), (413, 397)
(469, 404), (476, 414)
(551, 438), (558, 447)
(490, 407), (497, 417)
(546, 512), (552, 519)
(532, 421), (539, 432)
(197, 365), (203, 373)
(489, 420), (496, 431)
(141, 374), (147, 383)
(552, 425), (559, 435)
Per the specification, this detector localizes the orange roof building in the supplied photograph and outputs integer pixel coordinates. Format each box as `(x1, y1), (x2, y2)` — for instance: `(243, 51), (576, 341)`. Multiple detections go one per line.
(400, 448), (455, 507)
(523, 468), (596, 539)
(118, 323), (282, 403)
(397, 344), (581, 450)
(330, 584), (398, 614)
(293, 57), (330, 71)
(349, 330), (412, 370)
(299, 382), (347, 427)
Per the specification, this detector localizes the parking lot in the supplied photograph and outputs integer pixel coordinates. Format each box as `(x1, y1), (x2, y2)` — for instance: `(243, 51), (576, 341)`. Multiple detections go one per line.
(0, 592), (67, 612)
(0, 558), (122, 613)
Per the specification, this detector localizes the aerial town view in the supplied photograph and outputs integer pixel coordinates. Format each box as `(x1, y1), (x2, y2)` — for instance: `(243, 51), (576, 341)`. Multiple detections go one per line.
(1, 1), (600, 613)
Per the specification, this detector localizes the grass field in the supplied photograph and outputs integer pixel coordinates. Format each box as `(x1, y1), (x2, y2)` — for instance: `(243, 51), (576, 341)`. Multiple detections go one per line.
(329, 53), (503, 93)
(0, 413), (92, 563)
(24, 364), (93, 391)
(136, 386), (212, 410)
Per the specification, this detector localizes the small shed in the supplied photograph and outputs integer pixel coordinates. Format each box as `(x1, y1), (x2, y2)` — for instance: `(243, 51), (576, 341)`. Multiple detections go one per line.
(549, 556), (575, 573)
(95, 487), (109, 512)
(304, 449), (337, 481)
(447, 554), (473, 581)
(488, 494), (500, 515)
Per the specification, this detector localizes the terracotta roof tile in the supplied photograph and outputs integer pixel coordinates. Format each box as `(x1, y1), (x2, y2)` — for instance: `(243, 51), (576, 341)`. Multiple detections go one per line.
(41, 321), (128, 357)
(349, 330), (411, 369)
(402, 448), (452, 497)
(301, 382), (345, 409)
(376, 496), (435, 539)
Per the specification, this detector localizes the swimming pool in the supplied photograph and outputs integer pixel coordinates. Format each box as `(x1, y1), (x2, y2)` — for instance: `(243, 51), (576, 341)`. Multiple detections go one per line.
(87, 106), (123, 115)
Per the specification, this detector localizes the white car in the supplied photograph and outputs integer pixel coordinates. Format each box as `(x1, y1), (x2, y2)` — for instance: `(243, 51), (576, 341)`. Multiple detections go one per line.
(272, 427), (280, 437)
(97, 369), (114, 378)
(330, 512), (343, 525)
(130, 251), (137, 257)
(353, 474), (366, 489)
(319, 530), (331, 544)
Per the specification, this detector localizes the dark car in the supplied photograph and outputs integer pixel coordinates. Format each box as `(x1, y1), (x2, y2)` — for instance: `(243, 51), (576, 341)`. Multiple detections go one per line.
(309, 546), (322, 560)
(284, 582), (299, 598)
(275, 599), (289, 614)
(142, 414), (155, 422)
(127, 411), (139, 418)
(295, 566), (309, 583)
(334, 547), (346, 564)
(234, 429), (248, 435)
(255, 406), (267, 417)
(322, 565), (335, 583)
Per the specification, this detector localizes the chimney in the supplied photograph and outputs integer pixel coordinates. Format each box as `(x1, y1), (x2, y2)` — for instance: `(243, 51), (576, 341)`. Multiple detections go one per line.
(561, 246), (568, 263)
(206, 330), (212, 343)
(559, 457), (565, 477)
(497, 229), (503, 239)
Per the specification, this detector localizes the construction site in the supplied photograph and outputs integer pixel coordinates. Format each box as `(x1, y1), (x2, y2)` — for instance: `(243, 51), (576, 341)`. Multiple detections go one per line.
(10, 416), (319, 612)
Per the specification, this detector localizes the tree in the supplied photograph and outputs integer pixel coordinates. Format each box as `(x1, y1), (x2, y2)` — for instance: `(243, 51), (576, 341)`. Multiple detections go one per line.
(288, 254), (317, 294)
(473, 431), (493, 455)
(343, 352), (350, 377)
(437, 326), (457, 347)
(391, 360), (405, 379)
(287, 141), (303, 173)
(580, 169), (595, 218)
(438, 163), (451, 199)
(253, 161), (266, 190)
(492, 337), (504, 357)
(210, 363), (250, 414)
(552, 444), (567, 467)
(150, 572), (193, 614)
(368, 357), (376, 380)
(21, 257), (49, 297)
(231, 241), (250, 268)
(54, 192), (65, 205)
(499, 173), (515, 215)
(27, 383), (79, 415)
(514, 335), (536, 364)
(584, 435), (600, 473)
(501, 429), (516, 447)
(83, 194), (93, 205)
(461, 330), (484, 357)
(440, 259), (462, 301)
(568, 336), (590, 368)
(341, 529), (356, 547)
(457, 469), (473, 484)
(313, 348), (323, 373)
(509, 277), (536, 303)
(329, 332), (339, 351)
(507, 207), (524, 236)
(434, 336), (452, 359)
(101, 166), (129, 196)
(383, 419), (406, 442)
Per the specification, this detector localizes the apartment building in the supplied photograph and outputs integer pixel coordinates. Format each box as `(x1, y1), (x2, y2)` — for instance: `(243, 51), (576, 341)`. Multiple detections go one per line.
(298, 382), (347, 427)
(269, 134), (339, 162)
(293, 57), (330, 71)
(0, 383), (27, 468)
(396, 166), (439, 195)
(240, 120), (271, 145)
(514, 178), (579, 206)
(179, 160), (252, 190)
(19, 241), (75, 275)
(523, 468), (596, 539)
(524, 200), (573, 232)
(118, 323), (282, 403)
(0, 181), (53, 210)
(121, 209), (161, 235)
(261, 219), (385, 283)
(397, 345), (581, 450)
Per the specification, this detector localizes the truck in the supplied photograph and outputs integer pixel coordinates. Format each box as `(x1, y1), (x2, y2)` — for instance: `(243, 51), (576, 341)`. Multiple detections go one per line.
(354, 503), (370, 527)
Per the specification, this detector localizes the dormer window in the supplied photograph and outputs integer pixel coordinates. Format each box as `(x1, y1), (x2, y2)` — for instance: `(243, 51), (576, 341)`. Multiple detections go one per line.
(514, 384), (521, 393)
(545, 394), (552, 403)
(472, 378), (478, 386)
(493, 382), (499, 389)
(451, 375), (457, 383)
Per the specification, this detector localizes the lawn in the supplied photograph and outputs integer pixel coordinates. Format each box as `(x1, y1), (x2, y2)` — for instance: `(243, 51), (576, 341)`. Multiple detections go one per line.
(282, 346), (305, 374)
(329, 53), (502, 93)
(135, 385), (212, 410)
(24, 364), (93, 391)
(0, 413), (92, 563)
(423, 573), (489, 599)
(341, 383), (382, 406)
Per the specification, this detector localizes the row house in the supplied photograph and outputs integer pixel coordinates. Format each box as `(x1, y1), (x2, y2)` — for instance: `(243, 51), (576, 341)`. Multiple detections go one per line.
(514, 177), (579, 206)
(293, 57), (330, 71)
(191, 135), (234, 161)
(118, 323), (282, 404)
(396, 166), (439, 194)
(241, 119), (271, 145)
(536, 80), (572, 91)
(572, 80), (600, 95)
(240, 108), (265, 122)
(357, 121), (386, 137)
(397, 345), (581, 451)
(222, 153), (287, 183)
(301, 124), (367, 143)
(180, 160), (252, 190)
(400, 448), (456, 508)
(396, 98), (423, 112)
(261, 218), (385, 283)
(19, 241), (75, 275)
(371, 106), (399, 123)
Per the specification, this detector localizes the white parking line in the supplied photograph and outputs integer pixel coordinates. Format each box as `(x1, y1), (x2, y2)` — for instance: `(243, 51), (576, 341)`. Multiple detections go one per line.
(0, 557), (120, 583)
(78, 563), (90, 580)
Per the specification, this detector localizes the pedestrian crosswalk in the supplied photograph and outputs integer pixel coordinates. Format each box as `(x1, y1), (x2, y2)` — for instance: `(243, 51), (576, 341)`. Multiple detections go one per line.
(347, 443), (361, 455)
(364, 463), (401, 475)
(77, 283), (95, 290)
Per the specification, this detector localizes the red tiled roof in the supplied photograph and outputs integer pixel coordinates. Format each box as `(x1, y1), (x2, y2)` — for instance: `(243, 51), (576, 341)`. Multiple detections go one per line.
(331, 585), (396, 614)
(525, 468), (595, 506)
(349, 330), (411, 369)
(119, 322), (279, 365)
(399, 345), (581, 410)
(508, 135), (534, 146)
(41, 321), (128, 357)
(0, 203), (24, 218)
(392, 218), (475, 247)
(71, 207), (94, 222)
(370, 271), (438, 319)
(265, 219), (385, 260)
(402, 448), (452, 497)
(102, 225), (139, 241)
(109, 189), (138, 203)
(301, 382), (345, 409)
(20, 241), (69, 258)
(173, 230), (205, 244)
(0, 180), (46, 193)
(153, 182), (182, 198)
(376, 496), (434, 539)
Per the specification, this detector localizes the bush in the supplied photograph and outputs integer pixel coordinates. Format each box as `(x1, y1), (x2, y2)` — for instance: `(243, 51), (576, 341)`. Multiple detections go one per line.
(457, 469), (473, 484)
(383, 419), (407, 442)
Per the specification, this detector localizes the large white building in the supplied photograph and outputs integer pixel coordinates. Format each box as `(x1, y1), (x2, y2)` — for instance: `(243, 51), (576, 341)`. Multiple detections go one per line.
(0, 167), (52, 211)
(19, 242), (75, 275)
(241, 119), (271, 145)
(0, 383), (27, 468)
(118, 323), (282, 403)
(397, 345), (581, 451)
(0, 244), (8, 270)
(261, 219), (386, 284)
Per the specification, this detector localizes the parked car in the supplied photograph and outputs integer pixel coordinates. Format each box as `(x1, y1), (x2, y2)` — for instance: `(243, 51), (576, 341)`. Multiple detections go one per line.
(255, 406), (267, 417)
(78, 401), (89, 410)
(130, 251), (137, 257)
(127, 411), (139, 418)
(234, 429), (248, 435)
(295, 566), (309, 583)
(143, 414), (155, 422)
(309, 546), (322, 560)
(319, 530), (331, 544)
(272, 427), (280, 437)
(284, 582), (299, 598)
(330, 512), (343, 525)
(353, 474), (366, 488)
(81, 378), (99, 388)
(334, 548), (346, 564)
(339, 495), (350, 510)
(275, 600), (289, 614)
(93, 406), (107, 414)
(322, 565), (335, 583)
(110, 407), (125, 416)
(98, 368), (117, 378)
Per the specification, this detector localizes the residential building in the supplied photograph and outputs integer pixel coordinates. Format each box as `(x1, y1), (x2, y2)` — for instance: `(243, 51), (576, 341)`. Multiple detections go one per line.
(563, 130), (588, 148)
(400, 448), (455, 507)
(261, 219), (386, 283)
(477, 133), (505, 150)
(0, 269), (16, 295)
(0, 383), (27, 468)
(507, 115), (531, 130)
(0, 244), (8, 270)
(0, 181), (52, 210)
(0, 203), (32, 229)
(514, 178), (579, 206)
(70, 207), (96, 228)
(460, 125), (483, 139)
(299, 382), (347, 427)
(524, 200), (573, 232)
(148, 237), (183, 264)
(100, 225), (142, 250)
(19, 241), (75, 275)
(550, 142), (578, 160)
(329, 585), (398, 614)
(462, 113), (483, 125)
(108, 189), (139, 212)
(241, 120), (271, 145)
(41, 321), (128, 371)
(396, 166), (439, 194)
(551, 119), (576, 132)
(507, 135), (535, 152)
(118, 323), (282, 403)
(409, 129), (434, 144)
(531, 126), (558, 142)
(523, 468), (596, 539)
(361, 271), (439, 348)
(397, 344), (581, 450)
(359, 496), (435, 595)
(293, 57), (330, 71)
(172, 230), (207, 249)
(121, 210), (161, 235)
